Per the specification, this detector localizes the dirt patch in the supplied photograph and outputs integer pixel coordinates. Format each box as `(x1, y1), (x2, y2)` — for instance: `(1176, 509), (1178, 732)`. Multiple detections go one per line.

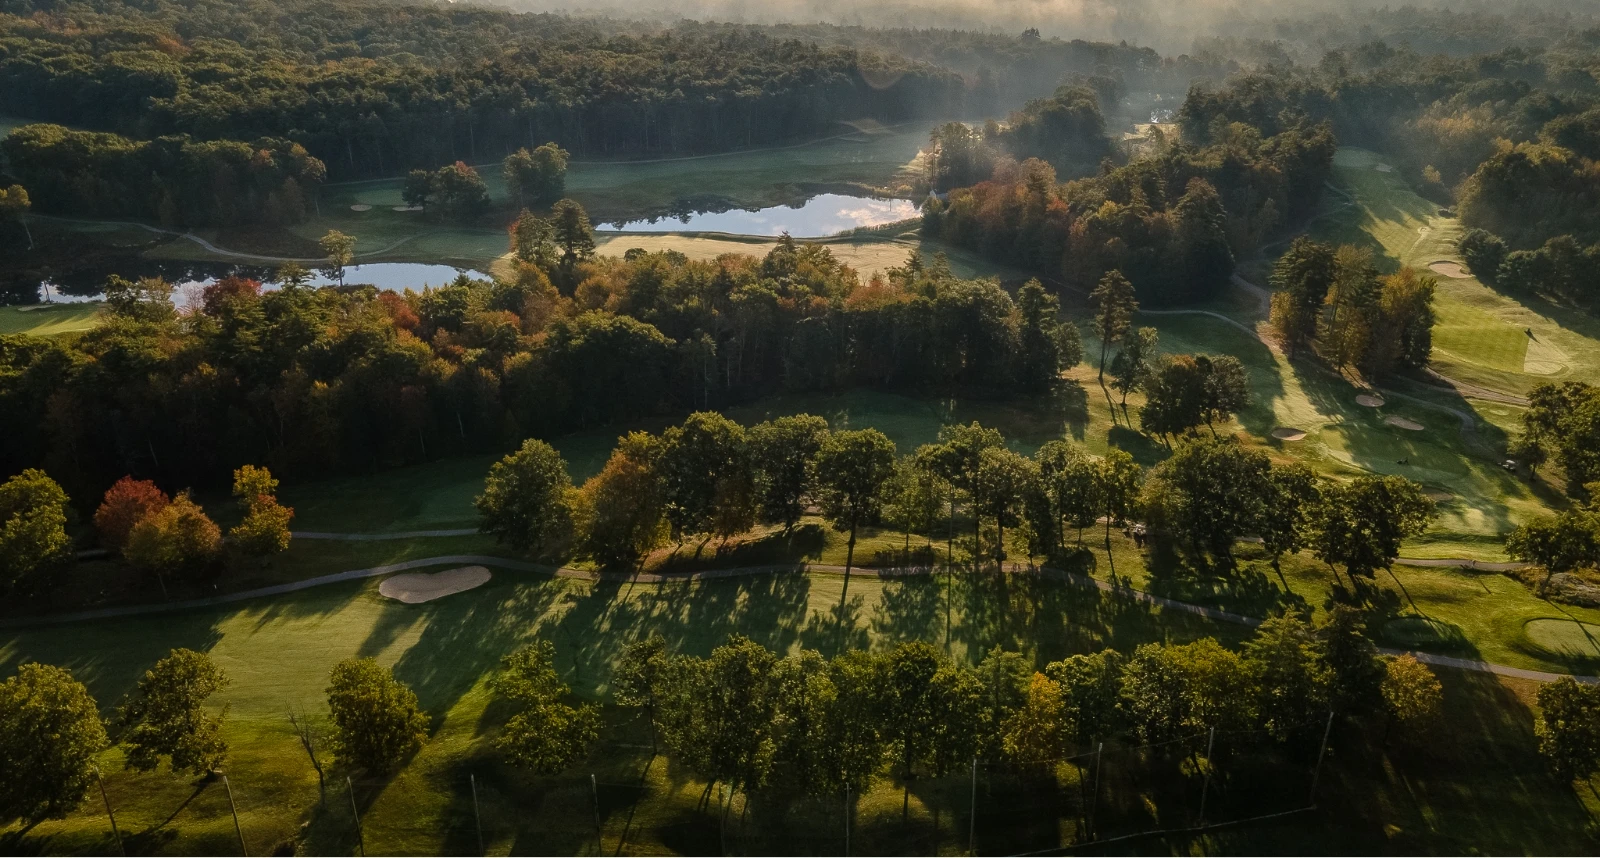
(1270, 427), (1307, 441)
(1428, 261), (1470, 279)
(1356, 394), (1386, 407)
(1384, 415), (1425, 431)
(349, 204), (373, 212)
(379, 566), (492, 604)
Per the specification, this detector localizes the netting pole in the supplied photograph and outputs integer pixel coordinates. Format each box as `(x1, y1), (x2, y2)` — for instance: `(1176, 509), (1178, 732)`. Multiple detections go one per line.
(1197, 727), (1216, 826)
(94, 766), (124, 857)
(1089, 742), (1103, 840)
(591, 774), (604, 855)
(348, 776), (365, 857)
(1309, 711), (1335, 806)
(471, 774), (484, 857)
(223, 774), (248, 856)
(968, 756), (978, 855)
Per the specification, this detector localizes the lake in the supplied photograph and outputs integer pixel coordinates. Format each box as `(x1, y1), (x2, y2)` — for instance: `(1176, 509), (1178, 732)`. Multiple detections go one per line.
(609, 193), (920, 237)
(29, 262), (479, 304)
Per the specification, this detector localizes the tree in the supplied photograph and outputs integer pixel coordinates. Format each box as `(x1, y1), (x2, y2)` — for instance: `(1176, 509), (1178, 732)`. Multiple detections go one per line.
(749, 414), (829, 532)
(1312, 475), (1435, 581)
(401, 169), (432, 210)
(1015, 279), (1077, 393)
(117, 648), (229, 775)
(660, 412), (753, 541)
(1507, 509), (1600, 592)
(1317, 607), (1385, 715)
(319, 229), (356, 287)
(1090, 270), (1136, 384)
(1097, 448), (1142, 556)
(1034, 440), (1101, 549)
(0, 183), (31, 249)
(325, 658), (429, 775)
(971, 447), (1037, 562)
(656, 635), (777, 807)
(1269, 237), (1336, 357)
(492, 642), (599, 773)
(1109, 326), (1158, 415)
(476, 439), (577, 554)
(883, 455), (948, 552)
(550, 198), (596, 274)
(815, 429), (897, 594)
(1118, 643), (1189, 743)
(509, 208), (556, 269)
(124, 492), (221, 593)
(1259, 464), (1320, 583)
(430, 162), (491, 221)
(1381, 655), (1442, 743)
(579, 432), (667, 568)
(0, 469), (73, 590)
(1458, 229), (1507, 285)
(1243, 614), (1332, 739)
(1169, 638), (1256, 733)
(504, 143), (568, 207)
(1001, 673), (1067, 766)
(229, 464), (293, 556)
(613, 635), (669, 755)
(1142, 437), (1271, 568)
(1521, 382), (1600, 499)
(94, 476), (169, 553)
(1045, 650), (1124, 744)
(1535, 677), (1600, 781)
(0, 664), (107, 825)
(1139, 354), (1209, 439)
(1198, 354), (1251, 432)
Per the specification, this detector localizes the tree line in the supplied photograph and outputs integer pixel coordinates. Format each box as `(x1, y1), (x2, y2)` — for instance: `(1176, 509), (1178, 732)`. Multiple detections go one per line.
(922, 117), (1335, 306)
(0, 218), (1085, 502)
(474, 413), (1438, 592)
(12, 615), (1600, 834)
(0, 123), (327, 227)
(0, 0), (967, 180)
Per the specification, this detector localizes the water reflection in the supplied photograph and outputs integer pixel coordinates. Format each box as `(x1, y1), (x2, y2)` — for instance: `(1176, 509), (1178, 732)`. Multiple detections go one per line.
(26, 262), (479, 305)
(610, 193), (918, 237)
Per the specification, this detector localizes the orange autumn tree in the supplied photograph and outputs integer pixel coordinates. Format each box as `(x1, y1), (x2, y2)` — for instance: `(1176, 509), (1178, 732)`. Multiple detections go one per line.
(94, 477), (170, 553)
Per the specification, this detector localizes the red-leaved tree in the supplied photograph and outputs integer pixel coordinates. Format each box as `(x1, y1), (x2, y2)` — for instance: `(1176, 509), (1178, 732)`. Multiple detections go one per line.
(94, 476), (170, 552)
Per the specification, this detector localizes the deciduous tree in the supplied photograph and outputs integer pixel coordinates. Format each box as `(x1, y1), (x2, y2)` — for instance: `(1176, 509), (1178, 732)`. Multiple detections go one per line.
(325, 658), (429, 775)
(492, 641), (599, 773)
(0, 664), (107, 825)
(476, 439), (577, 554)
(0, 468), (73, 589)
(117, 649), (229, 775)
(94, 476), (169, 553)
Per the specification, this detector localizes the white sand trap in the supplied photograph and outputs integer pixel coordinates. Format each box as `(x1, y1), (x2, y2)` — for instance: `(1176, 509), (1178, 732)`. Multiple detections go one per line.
(1356, 394), (1386, 407)
(1271, 427), (1308, 441)
(350, 204), (373, 212)
(1384, 415), (1425, 431)
(1428, 261), (1470, 279)
(1375, 164), (1393, 172)
(380, 566), (492, 604)
(393, 205), (424, 212)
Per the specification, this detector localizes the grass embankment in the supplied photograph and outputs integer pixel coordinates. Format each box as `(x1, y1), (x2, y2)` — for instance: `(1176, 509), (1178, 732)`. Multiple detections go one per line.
(0, 302), (101, 336)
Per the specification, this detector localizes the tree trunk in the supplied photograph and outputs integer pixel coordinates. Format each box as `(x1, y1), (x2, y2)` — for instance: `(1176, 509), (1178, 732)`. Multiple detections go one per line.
(839, 523), (856, 652)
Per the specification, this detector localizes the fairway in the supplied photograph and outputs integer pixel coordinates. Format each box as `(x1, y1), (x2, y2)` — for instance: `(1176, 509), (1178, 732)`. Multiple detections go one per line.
(1304, 147), (1600, 396)
(0, 301), (100, 336)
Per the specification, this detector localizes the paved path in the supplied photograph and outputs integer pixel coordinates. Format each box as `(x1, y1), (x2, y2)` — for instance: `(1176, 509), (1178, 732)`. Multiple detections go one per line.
(2, 555), (1583, 683)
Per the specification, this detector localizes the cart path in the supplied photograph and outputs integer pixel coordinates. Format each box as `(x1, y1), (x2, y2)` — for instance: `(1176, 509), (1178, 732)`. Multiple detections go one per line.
(2, 554), (1582, 684)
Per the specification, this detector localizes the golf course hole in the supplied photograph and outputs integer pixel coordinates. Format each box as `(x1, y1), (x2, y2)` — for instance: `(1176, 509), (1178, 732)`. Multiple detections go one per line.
(1271, 427), (1308, 441)
(379, 566), (492, 604)
(1523, 618), (1600, 659)
(1428, 261), (1470, 279)
(1385, 415), (1425, 431)
(1356, 394), (1386, 407)
(349, 204), (373, 212)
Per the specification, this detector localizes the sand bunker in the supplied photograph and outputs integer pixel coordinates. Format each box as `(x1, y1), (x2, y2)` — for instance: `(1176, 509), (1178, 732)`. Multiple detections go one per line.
(1271, 427), (1308, 441)
(1384, 415), (1425, 431)
(1428, 261), (1470, 279)
(379, 566), (492, 604)
(1375, 164), (1393, 173)
(349, 204), (373, 212)
(393, 205), (424, 212)
(1356, 394), (1386, 407)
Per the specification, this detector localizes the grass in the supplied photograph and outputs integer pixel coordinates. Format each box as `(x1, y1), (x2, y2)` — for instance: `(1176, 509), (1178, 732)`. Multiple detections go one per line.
(0, 302), (101, 336)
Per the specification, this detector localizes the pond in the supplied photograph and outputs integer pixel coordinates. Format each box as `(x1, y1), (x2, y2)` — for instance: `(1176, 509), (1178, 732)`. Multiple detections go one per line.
(609, 193), (920, 238)
(29, 261), (479, 304)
